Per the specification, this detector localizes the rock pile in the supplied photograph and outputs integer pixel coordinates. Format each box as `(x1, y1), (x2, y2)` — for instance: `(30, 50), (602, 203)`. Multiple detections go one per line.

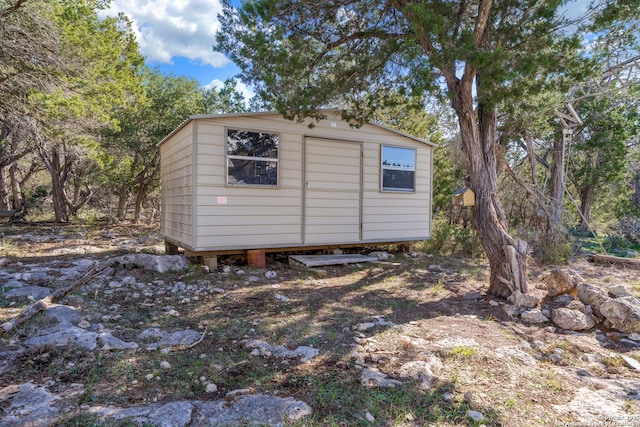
(505, 267), (640, 335)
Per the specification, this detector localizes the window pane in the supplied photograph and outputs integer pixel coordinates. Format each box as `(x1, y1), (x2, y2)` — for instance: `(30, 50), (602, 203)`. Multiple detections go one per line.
(382, 146), (415, 169)
(382, 169), (414, 191)
(228, 159), (278, 185)
(227, 129), (278, 158)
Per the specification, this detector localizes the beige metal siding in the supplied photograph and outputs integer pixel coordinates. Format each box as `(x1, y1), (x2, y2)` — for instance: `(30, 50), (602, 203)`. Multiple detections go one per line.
(362, 138), (431, 241)
(193, 117), (304, 250)
(160, 112), (432, 251)
(160, 123), (194, 248)
(304, 137), (362, 244)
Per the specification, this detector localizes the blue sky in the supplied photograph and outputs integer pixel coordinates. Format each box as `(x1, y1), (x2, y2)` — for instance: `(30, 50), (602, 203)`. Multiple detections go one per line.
(102, 0), (251, 97)
(102, 0), (591, 101)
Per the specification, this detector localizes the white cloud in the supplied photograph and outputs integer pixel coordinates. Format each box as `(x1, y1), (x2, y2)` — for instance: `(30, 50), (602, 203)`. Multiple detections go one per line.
(204, 78), (255, 101)
(102, 0), (229, 67)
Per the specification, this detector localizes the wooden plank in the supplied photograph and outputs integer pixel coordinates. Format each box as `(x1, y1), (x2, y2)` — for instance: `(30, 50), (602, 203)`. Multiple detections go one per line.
(289, 254), (377, 267)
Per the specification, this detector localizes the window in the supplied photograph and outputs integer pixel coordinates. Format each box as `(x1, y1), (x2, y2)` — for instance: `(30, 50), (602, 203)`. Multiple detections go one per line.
(226, 129), (279, 186)
(381, 145), (416, 192)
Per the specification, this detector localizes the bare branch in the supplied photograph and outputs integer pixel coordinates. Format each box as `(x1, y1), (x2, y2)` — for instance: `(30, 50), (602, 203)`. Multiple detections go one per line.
(0, 0), (28, 19)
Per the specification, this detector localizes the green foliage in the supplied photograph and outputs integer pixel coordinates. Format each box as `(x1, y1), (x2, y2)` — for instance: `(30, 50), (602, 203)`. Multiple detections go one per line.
(611, 216), (640, 244)
(601, 216), (640, 256)
(203, 78), (248, 113)
(567, 94), (640, 230)
(539, 236), (573, 265)
(603, 234), (632, 252)
(216, 0), (600, 123)
(420, 212), (475, 256)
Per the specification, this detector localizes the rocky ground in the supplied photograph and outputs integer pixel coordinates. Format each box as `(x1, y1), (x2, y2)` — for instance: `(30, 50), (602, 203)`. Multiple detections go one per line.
(0, 224), (639, 426)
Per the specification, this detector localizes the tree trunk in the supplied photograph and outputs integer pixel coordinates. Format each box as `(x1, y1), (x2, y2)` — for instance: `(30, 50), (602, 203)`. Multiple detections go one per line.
(578, 187), (593, 231)
(449, 85), (528, 298)
(9, 162), (23, 210)
(0, 166), (9, 210)
(49, 148), (69, 223)
(548, 132), (566, 240)
(116, 183), (130, 220)
(133, 182), (147, 223)
(632, 171), (640, 209)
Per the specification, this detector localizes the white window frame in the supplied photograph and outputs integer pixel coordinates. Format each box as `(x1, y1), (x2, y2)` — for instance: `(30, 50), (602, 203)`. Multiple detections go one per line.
(380, 145), (416, 192)
(225, 128), (280, 187)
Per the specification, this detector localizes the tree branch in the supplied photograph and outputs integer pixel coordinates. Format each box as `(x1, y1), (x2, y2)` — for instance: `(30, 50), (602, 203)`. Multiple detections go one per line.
(499, 156), (548, 212)
(474, 0), (492, 47)
(0, 262), (110, 338)
(0, 0), (28, 19)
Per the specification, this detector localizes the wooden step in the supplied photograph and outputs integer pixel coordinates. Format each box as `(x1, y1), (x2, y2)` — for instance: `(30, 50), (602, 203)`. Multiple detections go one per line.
(289, 254), (378, 268)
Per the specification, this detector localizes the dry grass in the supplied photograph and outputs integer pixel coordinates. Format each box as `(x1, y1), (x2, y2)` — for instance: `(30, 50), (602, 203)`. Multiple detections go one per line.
(1, 223), (639, 426)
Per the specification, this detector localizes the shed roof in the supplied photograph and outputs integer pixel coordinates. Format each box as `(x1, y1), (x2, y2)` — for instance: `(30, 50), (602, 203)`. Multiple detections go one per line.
(157, 110), (437, 148)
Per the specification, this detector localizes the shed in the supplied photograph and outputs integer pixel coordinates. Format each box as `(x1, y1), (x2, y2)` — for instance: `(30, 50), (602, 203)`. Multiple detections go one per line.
(158, 111), (434, 266)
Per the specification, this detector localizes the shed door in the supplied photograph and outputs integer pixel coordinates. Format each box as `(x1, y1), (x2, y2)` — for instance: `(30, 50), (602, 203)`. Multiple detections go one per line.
(304, 137), (362, 244)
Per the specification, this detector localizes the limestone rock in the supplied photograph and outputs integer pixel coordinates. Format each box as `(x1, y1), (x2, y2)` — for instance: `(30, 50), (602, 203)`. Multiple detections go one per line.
(607, 284), (634, 298)
(566, 300), (591, 315)
(551, 308), (595, 331)
(242, 339), (319, 362)
(369, 251), (391, 260)
(521, 309), (549, 324)
(495, 345), (537, 366)
(398, 358), (443, 389)
(0, 383), (60, 426)
(138, 328), (202, 350)
(98, 333), (139, 350)
(577, 283), (611, 313)
(113, 253), (190, 273)
(508, 290), (540, 309)
(428, 264), (446, 273)
(431, 337), (478, 350)
(467, 410), (485, 422)
(553, 378), (640, 423)
(23, 324), (138, 351)
(360, 367), (403, 388)
(91, 395), (313, 426)
(43, 305), (82, 325)
(554, 295), (575, 305)
(158, 330), (203, 348)
(599, 297), (640, 334)
(620, 354), (640, 371)
(5, 286), (52, 300)
(542, 268), (583, 297)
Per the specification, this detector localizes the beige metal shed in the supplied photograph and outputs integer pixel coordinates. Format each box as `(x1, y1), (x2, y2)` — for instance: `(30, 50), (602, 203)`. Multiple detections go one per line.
(158, 111), (434, 266)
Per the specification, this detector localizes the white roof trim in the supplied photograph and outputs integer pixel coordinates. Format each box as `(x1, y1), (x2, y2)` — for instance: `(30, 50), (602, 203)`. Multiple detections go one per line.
(157, 110), (436, 147)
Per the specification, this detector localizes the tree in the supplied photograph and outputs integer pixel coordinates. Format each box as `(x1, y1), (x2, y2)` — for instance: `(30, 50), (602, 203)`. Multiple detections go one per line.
(103, 70), (249, 222)
(0, 0), (67, 218)
(216, 0), (635, 297)
(203, 78), (248, 113)
(33, 0), (144, 222)
(567, 96), (639, 230)
(104, 69), (203, 222)
(370, 93), (461, 213)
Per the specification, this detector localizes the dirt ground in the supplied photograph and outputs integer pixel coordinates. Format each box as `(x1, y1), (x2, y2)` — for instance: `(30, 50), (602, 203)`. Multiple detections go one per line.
(0, 223), (639, 426)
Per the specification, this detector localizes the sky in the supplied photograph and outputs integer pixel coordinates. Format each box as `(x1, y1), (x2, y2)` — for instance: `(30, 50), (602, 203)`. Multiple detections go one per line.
(102, 0), (592, 101)
(102, 0), (252, 98)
